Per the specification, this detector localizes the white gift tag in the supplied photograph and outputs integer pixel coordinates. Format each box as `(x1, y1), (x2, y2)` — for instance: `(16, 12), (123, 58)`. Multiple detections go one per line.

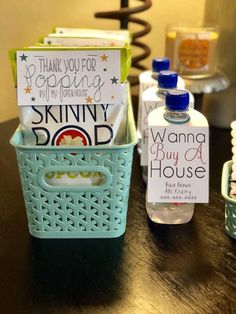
(148, 115), (209, 203)
(16, 50), (121, 105)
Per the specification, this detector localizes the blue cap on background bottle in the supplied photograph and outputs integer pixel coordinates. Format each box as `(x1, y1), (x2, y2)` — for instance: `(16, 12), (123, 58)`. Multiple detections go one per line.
(158, 70), (178, 88)
(152, 58), (170, 73)
(166, 90), (189, 111)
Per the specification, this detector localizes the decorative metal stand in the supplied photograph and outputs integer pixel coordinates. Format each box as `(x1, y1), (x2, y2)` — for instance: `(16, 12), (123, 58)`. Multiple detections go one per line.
(183, 71), (230, 112)
(95, 0), (152, 85)
(183, 71), (230, 95)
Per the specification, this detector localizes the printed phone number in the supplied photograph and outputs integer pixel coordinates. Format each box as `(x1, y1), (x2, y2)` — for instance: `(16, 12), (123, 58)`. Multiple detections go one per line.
(160, 195), (197, 201)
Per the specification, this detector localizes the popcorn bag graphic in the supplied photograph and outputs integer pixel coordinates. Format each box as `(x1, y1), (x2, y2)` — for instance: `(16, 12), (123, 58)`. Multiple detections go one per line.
(46, 126), (106, 187)
(59, 134), (85, 146)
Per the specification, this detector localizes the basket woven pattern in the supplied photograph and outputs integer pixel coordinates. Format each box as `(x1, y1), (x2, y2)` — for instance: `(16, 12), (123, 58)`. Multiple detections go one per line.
(221, 160), (236, 239)
(15, 147), (134, 238)
(225, 202), (236, 239)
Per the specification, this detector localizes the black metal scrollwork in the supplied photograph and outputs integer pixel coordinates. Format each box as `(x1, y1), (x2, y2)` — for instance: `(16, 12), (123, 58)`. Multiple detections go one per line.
(95, 0), (152, 85)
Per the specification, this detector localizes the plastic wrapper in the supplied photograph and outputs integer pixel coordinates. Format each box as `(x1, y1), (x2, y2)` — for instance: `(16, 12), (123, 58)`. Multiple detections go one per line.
(18, 83), (127, 146)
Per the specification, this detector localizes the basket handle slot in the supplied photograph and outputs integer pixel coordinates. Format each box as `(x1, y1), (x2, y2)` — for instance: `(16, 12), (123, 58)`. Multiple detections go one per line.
(37, 166), (112, 192)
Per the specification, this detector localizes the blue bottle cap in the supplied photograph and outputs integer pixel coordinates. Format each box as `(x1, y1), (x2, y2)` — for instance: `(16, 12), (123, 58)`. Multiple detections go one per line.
(166, 90), (189, 111)
(152, 58), (170, 73)
(158, 70), (178, 88)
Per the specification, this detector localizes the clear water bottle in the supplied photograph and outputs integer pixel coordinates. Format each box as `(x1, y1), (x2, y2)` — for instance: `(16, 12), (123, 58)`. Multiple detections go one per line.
(141, 71), (191, 183)
(138, 58), (186, 157)
(140, 72), (194, 184)
(141, 71), (178, 183)
(137, 58), (170, 155)
(146, 90), (195, 224)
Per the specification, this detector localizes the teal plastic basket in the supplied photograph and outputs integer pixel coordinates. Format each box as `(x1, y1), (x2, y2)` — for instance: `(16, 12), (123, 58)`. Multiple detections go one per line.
(221, 160), (236, 239)
(10, 102), (137, 239)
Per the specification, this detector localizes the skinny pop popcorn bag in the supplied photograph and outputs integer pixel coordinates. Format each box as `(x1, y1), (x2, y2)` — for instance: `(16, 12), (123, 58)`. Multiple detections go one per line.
(19, 84), (127, 146)
(9, 45), (131, 186)
(16, 85), (128, 187)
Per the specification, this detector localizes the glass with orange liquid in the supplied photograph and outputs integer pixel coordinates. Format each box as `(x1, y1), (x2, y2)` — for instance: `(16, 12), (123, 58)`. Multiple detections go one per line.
(165, 24), (219, 78)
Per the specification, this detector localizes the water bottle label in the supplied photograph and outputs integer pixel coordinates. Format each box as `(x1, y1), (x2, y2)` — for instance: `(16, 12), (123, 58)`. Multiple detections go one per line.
(147, 125), (209, 203)
(141, 99), (162, 165)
